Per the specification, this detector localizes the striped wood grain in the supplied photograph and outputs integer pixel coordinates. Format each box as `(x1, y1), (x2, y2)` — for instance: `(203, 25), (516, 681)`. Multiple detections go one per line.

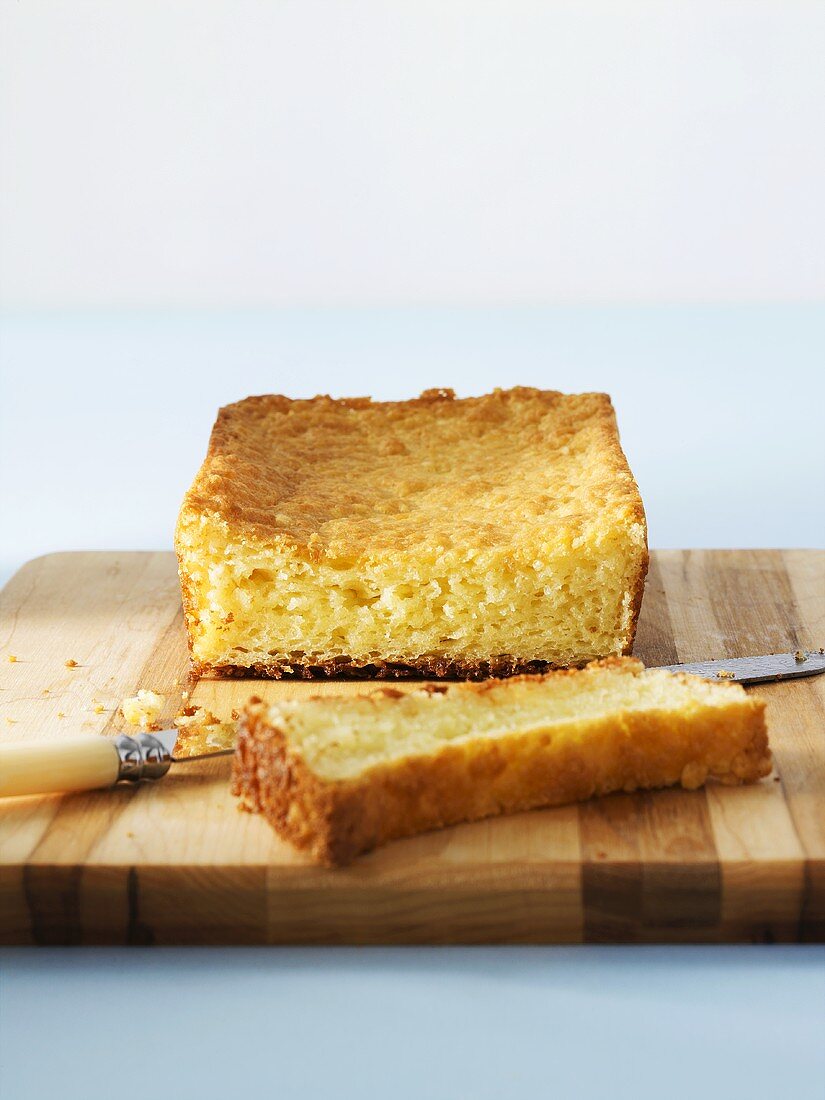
(0, 550), (822, 944)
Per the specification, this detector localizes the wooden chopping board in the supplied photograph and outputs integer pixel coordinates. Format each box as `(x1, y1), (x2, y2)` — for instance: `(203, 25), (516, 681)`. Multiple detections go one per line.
(0, 550), (822, 945)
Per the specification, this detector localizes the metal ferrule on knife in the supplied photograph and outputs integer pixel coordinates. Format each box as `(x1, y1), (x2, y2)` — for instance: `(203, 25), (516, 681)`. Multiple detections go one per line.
(112, 732), (175, 783)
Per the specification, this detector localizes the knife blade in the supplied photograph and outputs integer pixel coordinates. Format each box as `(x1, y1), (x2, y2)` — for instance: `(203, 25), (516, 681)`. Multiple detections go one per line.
(657, 649), (825, 685)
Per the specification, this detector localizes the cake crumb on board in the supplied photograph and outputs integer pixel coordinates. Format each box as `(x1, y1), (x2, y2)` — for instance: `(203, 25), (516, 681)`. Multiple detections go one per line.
(120, 690), (166, 731)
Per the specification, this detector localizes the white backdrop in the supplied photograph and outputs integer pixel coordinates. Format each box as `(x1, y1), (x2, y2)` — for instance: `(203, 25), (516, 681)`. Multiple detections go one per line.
(2, 0), (825, 308)
(1, 3), (823, 577)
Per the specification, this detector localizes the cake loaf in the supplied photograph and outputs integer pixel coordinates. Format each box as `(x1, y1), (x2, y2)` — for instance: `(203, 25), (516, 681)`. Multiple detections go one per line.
(231, 659), (771, 865)
(176, 387), (648, 678)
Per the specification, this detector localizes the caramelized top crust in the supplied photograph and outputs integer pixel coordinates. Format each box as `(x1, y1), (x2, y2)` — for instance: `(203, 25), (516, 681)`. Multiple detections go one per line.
(179, 387), (645, 555)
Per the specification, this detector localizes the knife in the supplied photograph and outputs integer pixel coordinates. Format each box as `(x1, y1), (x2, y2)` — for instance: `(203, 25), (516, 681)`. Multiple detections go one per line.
(657, 649), (825, 684)
(1, 650), (822, 800)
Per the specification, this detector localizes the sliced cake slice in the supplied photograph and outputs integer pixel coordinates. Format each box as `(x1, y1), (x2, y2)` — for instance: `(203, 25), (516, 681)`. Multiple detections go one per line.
(175, 387), (648, 679)
(231, 658), (771, 865)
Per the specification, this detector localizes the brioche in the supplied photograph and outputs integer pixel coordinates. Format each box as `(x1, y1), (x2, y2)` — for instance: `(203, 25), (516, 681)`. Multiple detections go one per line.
(231, 658), (771, 865)
(176, 388), (648, 679)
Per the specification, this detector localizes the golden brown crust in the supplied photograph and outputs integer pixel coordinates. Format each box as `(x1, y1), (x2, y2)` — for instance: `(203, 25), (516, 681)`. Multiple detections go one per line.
(231, 660), (770, 866)
(176, 562), (199, 664)
(177, 387), (645, 554)
(622, 540), (649, 655)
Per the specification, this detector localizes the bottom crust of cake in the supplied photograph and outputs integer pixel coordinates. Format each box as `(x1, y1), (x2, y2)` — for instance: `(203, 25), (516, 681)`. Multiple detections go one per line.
(195, 654), (591, 681)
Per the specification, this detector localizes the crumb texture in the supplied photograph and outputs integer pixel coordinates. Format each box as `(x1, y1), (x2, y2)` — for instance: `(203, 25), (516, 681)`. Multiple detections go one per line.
(120, 690), (165, 730)
(231, 659), (771, 865)
(176, 388), (648, 674)
(173, 705), (237, 755)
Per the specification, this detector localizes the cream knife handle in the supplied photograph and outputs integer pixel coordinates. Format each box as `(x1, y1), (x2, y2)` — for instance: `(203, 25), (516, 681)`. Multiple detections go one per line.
(0, 732), (174, 798)
(0, 736), (120, 797)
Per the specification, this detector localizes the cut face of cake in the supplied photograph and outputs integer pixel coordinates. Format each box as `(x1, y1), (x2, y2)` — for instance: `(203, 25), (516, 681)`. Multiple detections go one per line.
(231, 659), (771, 865)
(175, 387), (648, 678)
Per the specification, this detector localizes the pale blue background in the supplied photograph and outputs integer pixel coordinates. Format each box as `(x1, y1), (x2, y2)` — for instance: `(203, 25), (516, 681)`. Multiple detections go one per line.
(1, 304), (824, 585)
(1, 947), (824, 1099)
(1, 306), (824, 1099)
